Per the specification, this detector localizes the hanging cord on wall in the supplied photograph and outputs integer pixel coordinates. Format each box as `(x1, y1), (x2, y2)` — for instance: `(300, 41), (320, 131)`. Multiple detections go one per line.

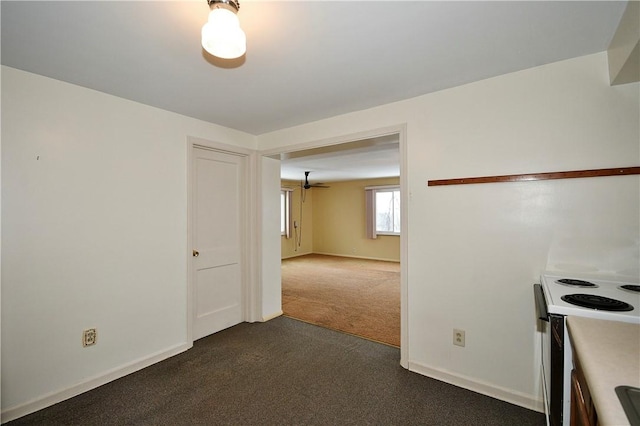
(294, 182), (305, 250)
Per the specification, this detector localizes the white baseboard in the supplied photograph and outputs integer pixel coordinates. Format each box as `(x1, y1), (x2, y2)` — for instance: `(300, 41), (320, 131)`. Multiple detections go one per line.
(408, 360), (544, 413)
(281, 252), (313, 260)
(261, 310), (283, 322)
(306, 252), (400, 263)
(1, 342), (192, 423)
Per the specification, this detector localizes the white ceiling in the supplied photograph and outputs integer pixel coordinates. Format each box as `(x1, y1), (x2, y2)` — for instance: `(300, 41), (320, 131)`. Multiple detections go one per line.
(1, 1), (628, 181)
(276, 134), (400, 183)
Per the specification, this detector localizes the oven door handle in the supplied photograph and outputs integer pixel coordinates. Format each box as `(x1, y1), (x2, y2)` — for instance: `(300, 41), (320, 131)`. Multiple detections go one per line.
(534, 284), (549, 322)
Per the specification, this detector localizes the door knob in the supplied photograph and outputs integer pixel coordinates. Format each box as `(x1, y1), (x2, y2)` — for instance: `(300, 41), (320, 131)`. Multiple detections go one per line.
(193, 250), (199, 257)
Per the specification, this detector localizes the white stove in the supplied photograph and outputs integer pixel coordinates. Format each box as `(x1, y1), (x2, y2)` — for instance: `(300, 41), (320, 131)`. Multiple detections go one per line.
(535, 273), (640, 426)
(540, 273), (640, 324)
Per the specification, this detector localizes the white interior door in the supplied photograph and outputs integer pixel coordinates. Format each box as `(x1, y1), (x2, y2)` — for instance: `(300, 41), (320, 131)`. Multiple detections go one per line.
(192, 147), (245, 340)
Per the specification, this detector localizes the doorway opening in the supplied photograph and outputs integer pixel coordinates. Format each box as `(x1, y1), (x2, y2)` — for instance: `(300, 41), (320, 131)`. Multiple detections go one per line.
(264, 126), (407, 362)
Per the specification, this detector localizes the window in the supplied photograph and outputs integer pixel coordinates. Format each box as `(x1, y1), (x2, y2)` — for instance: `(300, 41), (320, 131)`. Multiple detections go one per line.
(366, 186), (400, 238)
(375, 188), (400, 234)
(281, 189), (292, 238)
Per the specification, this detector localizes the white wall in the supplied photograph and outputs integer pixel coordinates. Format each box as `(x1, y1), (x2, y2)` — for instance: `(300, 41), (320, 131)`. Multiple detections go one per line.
(260, 156), (283, 320)
(257, 52), (640, 410)
(1, 66), (256, 419)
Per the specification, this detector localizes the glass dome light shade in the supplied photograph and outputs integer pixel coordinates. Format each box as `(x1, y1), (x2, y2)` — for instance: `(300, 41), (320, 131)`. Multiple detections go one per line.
(201, 8), (246, 59)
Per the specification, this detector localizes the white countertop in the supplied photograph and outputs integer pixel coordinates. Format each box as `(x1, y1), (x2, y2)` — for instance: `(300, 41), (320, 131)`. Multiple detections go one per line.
(567, 316), (640, 426)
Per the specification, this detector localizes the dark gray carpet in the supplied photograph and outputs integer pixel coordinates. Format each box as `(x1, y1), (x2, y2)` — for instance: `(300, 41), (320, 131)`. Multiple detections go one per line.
(8, 317), (545, 425)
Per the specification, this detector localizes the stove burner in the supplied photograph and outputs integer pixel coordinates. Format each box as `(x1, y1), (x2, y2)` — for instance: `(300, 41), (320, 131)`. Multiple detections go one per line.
(619, 284), (640, 294)
(561, 294), (634, 311)
(556, 278), (598, 288)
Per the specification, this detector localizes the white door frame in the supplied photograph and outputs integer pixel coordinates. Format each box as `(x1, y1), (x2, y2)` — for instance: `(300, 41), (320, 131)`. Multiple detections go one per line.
(186, 136), (260, 344)
(259, 124), (409, 368)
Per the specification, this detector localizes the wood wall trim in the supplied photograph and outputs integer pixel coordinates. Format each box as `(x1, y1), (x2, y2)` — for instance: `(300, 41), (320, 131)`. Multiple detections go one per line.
(427, 167), (640, 186)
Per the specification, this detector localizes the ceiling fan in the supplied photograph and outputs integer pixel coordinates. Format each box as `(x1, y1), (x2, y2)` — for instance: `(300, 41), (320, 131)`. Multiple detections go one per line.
(303, 171), (330, 189)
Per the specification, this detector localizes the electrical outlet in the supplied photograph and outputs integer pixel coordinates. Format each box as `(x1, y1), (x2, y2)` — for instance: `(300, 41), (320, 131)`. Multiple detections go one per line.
(453, 329), (465, 347)
(83, 328), (97, 347)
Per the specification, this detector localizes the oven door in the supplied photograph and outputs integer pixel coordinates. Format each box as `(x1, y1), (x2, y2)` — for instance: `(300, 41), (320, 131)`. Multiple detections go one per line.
(534, 284), (551, 425)
(535, 283), (566, 426)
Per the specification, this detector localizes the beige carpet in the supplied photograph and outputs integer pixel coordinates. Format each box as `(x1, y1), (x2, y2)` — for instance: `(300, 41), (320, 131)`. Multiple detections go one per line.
(281, 254), (400, 347)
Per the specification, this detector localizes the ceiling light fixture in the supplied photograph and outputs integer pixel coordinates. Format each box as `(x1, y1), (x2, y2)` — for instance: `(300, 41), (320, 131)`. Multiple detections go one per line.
(201, 0), (246, 59)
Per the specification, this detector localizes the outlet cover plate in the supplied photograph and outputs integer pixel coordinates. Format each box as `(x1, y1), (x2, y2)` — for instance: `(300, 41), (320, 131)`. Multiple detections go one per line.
(83, 328), (97, 347)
